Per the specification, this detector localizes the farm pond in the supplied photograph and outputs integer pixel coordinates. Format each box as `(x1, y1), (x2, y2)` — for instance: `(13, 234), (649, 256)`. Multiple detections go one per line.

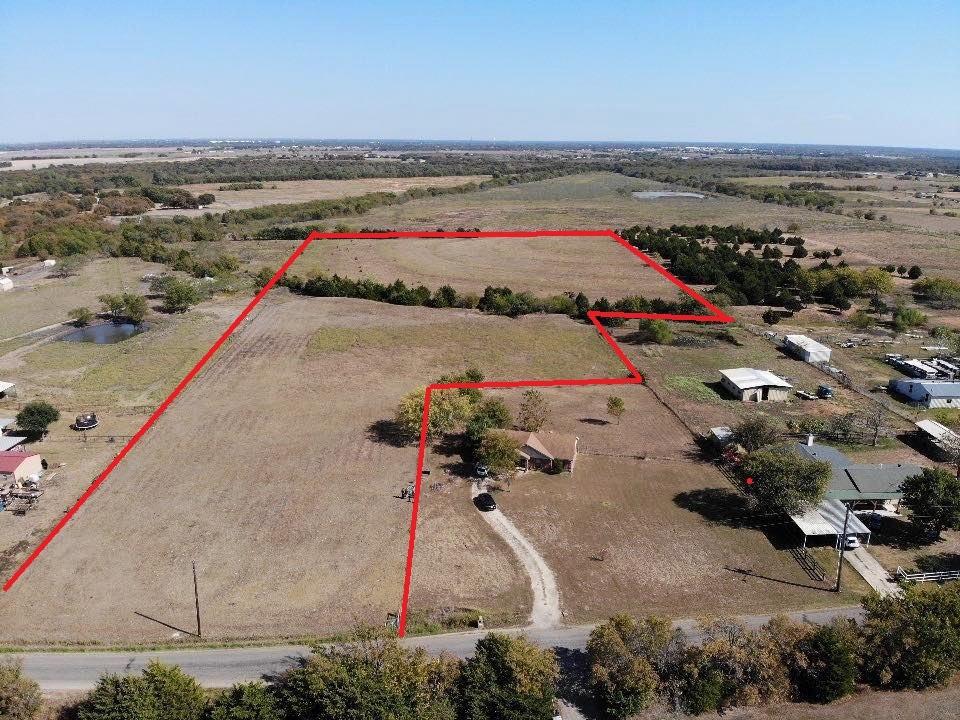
(61, 322), (148, 344)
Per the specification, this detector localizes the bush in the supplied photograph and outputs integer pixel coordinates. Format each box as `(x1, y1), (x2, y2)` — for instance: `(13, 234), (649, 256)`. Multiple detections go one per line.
(69, 306), (95, 326)
(587, 615), (673, 718)
(860, 584), (960, 690)
(142, 661), (206, 720)
(208, 683), (279, 720)
(16, 400), (59, 437)
(792, 621), (859, 703)
(78, 675), (160, 720)
(459, 633), (558, 720)
(161, 278), (202, 313)
(0, 658), (42, 720)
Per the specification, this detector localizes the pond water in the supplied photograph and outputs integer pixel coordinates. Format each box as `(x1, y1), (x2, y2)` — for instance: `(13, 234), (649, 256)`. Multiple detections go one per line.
(62, 322), (147, 344)
(632, 191), (706, 200)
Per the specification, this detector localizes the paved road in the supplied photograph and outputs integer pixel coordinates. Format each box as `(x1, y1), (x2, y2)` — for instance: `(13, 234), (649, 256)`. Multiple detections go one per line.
(471, 482), (562, 628)
(18, 606), (862, 691)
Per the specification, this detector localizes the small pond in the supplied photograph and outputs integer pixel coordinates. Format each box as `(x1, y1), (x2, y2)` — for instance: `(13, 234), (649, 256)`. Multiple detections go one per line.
(632, 191), (705, 200)
(62, 322), (148, 344)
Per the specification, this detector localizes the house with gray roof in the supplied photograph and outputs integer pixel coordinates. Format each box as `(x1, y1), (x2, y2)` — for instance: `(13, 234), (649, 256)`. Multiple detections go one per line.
(793, 441), (922, 504)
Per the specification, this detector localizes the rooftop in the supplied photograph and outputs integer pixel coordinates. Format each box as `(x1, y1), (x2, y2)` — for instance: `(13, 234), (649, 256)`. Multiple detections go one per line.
(0, 381), (15, 394)
(0, 436), (26, 452)
(791, 498), (871, 537)
(794, 442), (922, 500)
(719, 368), (792, 391)
(0, 451), (39, 474)
(916, 419), (959, 444)
(497, 429), (578, 461)
(784, 334), (830, 354)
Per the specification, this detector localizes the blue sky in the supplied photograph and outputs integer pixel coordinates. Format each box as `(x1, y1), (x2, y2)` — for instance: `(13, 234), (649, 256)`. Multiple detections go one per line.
(1, 0), (957, 148)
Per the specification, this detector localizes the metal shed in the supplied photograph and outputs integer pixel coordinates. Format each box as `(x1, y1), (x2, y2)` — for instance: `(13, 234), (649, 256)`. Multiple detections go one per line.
(791, 499), (871, 548)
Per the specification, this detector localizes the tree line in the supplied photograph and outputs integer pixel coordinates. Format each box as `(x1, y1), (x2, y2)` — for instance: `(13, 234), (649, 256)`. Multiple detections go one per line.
(265, 269), (702, 321)
(4, 585), (960, 720)
(620, 224), (894, 309)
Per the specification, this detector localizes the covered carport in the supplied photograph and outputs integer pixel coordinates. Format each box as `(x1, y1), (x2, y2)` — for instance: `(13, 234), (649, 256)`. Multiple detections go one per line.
(791, 498), (871, 549)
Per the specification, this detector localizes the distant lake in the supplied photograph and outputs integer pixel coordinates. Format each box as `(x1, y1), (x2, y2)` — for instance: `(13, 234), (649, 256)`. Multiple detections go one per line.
(632, 191), (705, 200)
(62, 322), (147, 344)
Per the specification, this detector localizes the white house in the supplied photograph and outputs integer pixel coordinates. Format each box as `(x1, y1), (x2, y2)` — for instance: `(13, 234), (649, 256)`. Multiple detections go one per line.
(889, 379), (960, 409)
(719, 368), (792, 402)
(783, 334), (831, 364)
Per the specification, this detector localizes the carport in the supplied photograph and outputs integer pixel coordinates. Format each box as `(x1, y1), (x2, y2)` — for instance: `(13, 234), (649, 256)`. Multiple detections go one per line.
(791, 498), (871, 549)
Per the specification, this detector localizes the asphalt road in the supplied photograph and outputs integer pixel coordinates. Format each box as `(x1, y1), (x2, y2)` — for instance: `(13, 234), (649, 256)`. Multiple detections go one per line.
(17, 606), (862, 691)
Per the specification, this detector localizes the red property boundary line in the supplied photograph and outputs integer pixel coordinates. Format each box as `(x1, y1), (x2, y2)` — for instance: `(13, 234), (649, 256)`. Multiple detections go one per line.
(3, 230), (733, 637)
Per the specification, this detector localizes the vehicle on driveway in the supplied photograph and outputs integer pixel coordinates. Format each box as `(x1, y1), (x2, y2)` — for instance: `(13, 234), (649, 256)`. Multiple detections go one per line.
(475, 463), (489, 478)
(843, 535), (861, 550)
(475, 492), (497, 511)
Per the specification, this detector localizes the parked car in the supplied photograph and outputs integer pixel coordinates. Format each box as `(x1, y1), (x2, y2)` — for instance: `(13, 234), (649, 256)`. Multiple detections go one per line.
(475, 463), (489, 478)
(475, 492), (497, 511)
(817, 385), (834, 399)
(843, 535), (861, 550)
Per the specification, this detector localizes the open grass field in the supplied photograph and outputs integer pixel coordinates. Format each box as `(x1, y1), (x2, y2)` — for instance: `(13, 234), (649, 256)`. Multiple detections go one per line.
(306, 171), (960, 279)
(169, 175), (491, 214)
(0, 258), (164, 338)
(295, 233), (688, 299)
(0, 289), (633, 643)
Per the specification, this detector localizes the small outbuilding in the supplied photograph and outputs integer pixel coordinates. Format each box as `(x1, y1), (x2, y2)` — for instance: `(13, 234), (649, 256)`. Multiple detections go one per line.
(0, 436), (26, 453)
(0, 452), (42, 482)
(0, 381), (16, 399)
(915, 419), (959, 460)
(783, 334), (832, 364)
(719, 368), (792, 403)
(0, 277), (12, 292)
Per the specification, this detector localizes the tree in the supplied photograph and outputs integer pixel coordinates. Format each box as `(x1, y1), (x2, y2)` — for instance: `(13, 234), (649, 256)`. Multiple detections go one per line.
(0, 658), (42, 720)
(908, 265), (923, 279)
(78, 675), (160, 720)
(761, 308), (781, 325)
(732, 415), (782, 452)
(466, 397), (512, 446)
(141, 661), (206, 720)
(853, 406), (889, 446)
(459, 633), (558, 720)
(517, 390), (549, 432)
(860, 584), (960, 689)
(122, 293), (149, 324)
(587, 615), (674, 719)
(16, 400), (59, 437)
(849, 310), (874, 329)
(208, 683), (279, 720)
(69, 306), (95, 326)
(792, 620), (860, 703)
(892, 305), (927, 332)
(739, 449), (831, 514)
(161, 278), (201, 313)
(635, 319), (674, 344)
(197, 193), (216, 205)
(274, 631), (457, 720)
(478, 431), (521, 475)
(395, 388), (473, 443)
(900, 467), (960, 537)
(606, 395), (625, 425)
(98, 293), (127, 318)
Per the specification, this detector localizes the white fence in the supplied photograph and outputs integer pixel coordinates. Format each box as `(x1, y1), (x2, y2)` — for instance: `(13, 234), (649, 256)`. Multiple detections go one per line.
(896, 566), (960, 583)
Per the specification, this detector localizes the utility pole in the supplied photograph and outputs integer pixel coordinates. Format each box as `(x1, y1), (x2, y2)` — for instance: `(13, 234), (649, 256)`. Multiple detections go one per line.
(835, 504), (851, 593)
(192, 561), (202, 638)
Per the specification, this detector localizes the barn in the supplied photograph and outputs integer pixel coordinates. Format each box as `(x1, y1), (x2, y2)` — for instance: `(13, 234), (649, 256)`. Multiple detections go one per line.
(0, 452), (43, 482)
(783, 334), (832, 364)
(719, 368), (792, 402)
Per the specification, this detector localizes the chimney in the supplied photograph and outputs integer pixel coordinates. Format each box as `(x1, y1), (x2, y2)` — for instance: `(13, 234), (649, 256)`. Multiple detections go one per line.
(806, 433), (814, 447)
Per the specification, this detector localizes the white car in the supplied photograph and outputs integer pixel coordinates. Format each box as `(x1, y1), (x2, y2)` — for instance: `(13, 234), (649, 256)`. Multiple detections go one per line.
(843, 535), (861, 550)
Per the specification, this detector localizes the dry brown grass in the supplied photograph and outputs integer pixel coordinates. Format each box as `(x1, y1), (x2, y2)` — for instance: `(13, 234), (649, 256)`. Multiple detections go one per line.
(0, 291), (630, 643)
